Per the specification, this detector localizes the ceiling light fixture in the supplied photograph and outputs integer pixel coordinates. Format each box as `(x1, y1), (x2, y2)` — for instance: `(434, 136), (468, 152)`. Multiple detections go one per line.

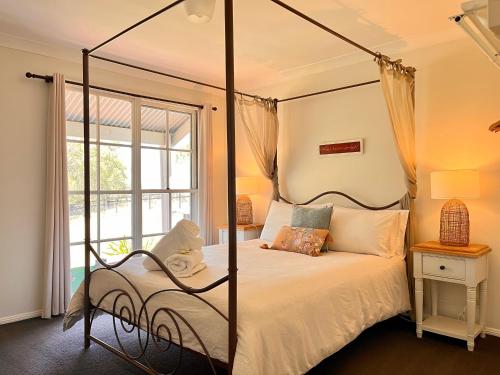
(184, 0), (216, 24)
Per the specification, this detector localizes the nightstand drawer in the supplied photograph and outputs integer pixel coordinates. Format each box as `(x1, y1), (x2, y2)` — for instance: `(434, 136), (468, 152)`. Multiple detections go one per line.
(422, 254), (466, 280)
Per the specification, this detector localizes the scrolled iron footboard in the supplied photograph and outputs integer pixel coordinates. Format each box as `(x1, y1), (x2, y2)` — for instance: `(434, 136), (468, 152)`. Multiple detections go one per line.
(85, 245), (229, 374)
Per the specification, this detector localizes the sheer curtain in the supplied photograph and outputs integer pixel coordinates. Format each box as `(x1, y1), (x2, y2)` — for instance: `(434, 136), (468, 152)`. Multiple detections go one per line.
(235, 96), (280, 200)
(42, 73), (71, 318)
(376, 55), (417, 314)
(198, 104), (214, 245)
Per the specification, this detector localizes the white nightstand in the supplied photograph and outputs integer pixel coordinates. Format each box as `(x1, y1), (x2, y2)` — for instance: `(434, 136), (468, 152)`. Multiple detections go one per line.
(218, 224), (263, 245)
(412, 241), (491, 351)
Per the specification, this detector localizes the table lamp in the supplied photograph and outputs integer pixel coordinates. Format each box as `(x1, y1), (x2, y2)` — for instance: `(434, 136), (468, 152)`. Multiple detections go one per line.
(431, 170), (480, 247)
(236, 176), (259, 225)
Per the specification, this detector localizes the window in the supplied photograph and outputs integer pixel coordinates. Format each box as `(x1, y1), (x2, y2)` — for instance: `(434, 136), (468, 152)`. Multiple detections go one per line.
(66, 87), (198, 293)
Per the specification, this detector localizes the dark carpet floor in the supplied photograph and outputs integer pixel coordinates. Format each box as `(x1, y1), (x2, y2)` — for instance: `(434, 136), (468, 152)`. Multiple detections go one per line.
(1, 315), (499, 375)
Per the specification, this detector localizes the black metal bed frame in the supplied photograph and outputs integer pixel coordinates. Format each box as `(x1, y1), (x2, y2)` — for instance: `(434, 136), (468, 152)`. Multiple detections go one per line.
(70, 1), (410, 373)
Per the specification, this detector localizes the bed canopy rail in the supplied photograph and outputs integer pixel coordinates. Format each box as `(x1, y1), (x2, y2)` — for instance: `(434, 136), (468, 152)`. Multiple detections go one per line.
(269, 0), (379, 58)
(89, 54), (259, 100)
(77, 0), (415, 373)
(88, 0), (186, 54)
(277, 79), (381, 103)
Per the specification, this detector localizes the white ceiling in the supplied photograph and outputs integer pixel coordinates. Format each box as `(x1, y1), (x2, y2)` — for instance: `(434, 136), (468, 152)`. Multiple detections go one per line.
(0, 0), (465, 90)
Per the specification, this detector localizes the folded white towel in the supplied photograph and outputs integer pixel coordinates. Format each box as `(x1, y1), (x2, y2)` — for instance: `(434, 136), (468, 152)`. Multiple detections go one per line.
(165, 249), (206, 278)
(143, 219), (204, 271)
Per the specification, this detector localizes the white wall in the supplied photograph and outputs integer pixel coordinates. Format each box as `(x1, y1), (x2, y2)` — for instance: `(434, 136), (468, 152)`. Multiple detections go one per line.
(2, 35), (499, 334)
(256, 37), (500, 331)
(0, 44), (228, 320)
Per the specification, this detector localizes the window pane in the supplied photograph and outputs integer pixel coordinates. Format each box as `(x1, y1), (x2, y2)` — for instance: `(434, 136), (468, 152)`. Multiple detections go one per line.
(141, 106), (167, 147)
(169, 151), (192, 189)
(70, 245), (96, 294)
(66, 122), (97, 142)
(66, 89), (97, 142)
(69, 194), (98, 242)
(169, 111), (191, 150)
(142, 235), (163, 251)
(142, 193), (169, 235)
(100, 145), (131, 191)
(100, 239), (133, 263)
(171, 193), (191, 227)
(100, 194), (132, 239)
(99, 96), (132, 145)
(141, 148), (167, 189)
(67, 142), (97, 191)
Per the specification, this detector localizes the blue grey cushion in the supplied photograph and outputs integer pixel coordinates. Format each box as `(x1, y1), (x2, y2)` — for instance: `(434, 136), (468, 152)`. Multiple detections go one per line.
(291, 205), (333, 230)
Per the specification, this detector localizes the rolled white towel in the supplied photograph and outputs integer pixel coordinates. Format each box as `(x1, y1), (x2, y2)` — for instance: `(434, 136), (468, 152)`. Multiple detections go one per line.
(143, 220), (204, 271)
(165, 249), (206, 278)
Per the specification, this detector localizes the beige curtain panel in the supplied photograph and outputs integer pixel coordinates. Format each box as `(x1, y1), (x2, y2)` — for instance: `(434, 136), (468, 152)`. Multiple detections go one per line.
(198, 104), (215, 245)
(235, 96), (280, 200)
(377, 56), (417, 316)
(42, 73), (71, 318)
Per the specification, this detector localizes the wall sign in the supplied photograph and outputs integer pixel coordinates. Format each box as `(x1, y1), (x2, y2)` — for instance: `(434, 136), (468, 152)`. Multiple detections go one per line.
(319, 139), (363, 156)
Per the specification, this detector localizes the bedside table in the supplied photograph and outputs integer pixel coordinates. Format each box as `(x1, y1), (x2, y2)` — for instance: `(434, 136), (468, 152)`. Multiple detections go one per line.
(218, 224), (263, 244)
(412, 241), (491, 351)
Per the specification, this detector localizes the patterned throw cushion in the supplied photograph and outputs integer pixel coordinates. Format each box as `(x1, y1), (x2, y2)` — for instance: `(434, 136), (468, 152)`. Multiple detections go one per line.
(263, 226), (330, 257)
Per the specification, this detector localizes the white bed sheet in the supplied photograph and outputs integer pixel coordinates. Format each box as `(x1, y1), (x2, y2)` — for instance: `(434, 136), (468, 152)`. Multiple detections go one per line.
(66, 239), (410, 375)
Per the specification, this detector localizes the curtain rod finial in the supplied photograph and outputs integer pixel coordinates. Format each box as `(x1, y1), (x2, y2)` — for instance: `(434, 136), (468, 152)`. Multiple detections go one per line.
(25, 72), (33, 78)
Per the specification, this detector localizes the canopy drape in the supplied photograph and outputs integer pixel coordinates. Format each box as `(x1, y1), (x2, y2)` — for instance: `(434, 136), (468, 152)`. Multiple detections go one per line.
(376, 55), (417, 316)
(42, 73), (71, 318)
(235, 96), (280, 200)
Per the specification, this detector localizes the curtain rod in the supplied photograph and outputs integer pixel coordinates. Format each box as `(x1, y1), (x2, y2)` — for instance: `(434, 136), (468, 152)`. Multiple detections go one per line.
(25, 72), (214, 110)
(278, 79), (380, 103)
(89, 54), (260, 99)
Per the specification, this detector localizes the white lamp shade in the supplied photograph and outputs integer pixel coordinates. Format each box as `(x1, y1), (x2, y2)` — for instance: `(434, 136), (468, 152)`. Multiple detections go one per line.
(431, 170), (480, 199)
(236, 176), (260, 196)
(184, 0), (216, 24)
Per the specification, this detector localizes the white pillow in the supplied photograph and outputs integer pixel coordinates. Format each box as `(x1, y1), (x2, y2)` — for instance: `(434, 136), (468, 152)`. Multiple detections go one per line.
(329, 207), (406, 258)
(392, 210), (409, 258)
(260, 201), (293, 241)
(260, 201), (333, 242)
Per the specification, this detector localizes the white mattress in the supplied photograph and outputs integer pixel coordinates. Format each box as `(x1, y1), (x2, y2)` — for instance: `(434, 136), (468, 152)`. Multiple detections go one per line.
(67, 239), (410, 375)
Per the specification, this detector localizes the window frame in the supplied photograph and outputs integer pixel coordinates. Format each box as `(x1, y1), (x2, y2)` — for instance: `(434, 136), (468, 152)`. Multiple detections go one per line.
(66, 86), (199, 260)
(136, 99), (199, 250)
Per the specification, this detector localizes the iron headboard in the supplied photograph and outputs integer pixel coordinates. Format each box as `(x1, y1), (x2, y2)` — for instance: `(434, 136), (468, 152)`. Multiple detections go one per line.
(278, 191), (401, 210)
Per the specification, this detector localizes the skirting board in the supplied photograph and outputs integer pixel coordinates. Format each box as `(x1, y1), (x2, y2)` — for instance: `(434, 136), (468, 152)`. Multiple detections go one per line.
(0, 309), (499, 338)
(485, 327), (500, 338)
(0, 310), (42, 325)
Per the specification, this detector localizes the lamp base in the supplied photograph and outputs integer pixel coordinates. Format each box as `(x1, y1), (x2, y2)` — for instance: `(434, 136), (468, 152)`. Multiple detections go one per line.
(439, 199), (470, 247)
(236, 195), (253, 225)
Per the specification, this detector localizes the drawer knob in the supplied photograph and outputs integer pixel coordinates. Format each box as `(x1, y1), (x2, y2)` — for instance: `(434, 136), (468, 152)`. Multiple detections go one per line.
(440, 265), (446, 270)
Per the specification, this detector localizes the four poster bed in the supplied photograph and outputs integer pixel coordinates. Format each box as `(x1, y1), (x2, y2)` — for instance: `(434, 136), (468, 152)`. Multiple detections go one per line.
(63, 0), (417, 374)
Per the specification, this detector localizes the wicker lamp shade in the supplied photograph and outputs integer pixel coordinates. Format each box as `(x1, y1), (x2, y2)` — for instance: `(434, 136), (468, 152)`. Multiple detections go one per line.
(439, 199), (469, 246)
(236, 195), (253, 225)
(431, 170), (479, 247)
(235, 176), (260, 225)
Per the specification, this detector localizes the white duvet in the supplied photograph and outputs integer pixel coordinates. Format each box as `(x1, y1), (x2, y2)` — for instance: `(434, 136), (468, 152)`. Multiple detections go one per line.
(66, 239), (410, 375)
